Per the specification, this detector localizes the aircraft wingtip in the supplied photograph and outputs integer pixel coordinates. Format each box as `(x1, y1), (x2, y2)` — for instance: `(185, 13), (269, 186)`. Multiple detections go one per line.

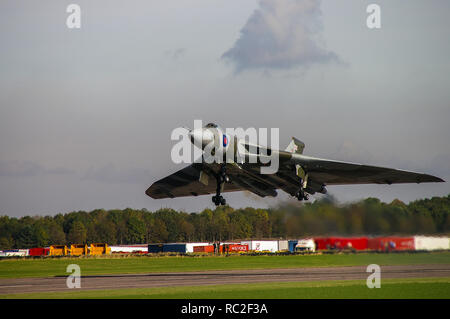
(430, 175), (445, 183)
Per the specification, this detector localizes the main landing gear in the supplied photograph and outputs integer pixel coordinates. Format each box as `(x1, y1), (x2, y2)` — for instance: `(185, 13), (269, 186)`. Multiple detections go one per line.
(295, 171), (309, 201)
(212, 164), (229, 206)
(294, 164), (309, 201)
(295, 188), (309, 201)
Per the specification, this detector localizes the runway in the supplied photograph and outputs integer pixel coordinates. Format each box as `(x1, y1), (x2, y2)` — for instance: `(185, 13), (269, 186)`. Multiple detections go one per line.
(0, 264), (449, 295)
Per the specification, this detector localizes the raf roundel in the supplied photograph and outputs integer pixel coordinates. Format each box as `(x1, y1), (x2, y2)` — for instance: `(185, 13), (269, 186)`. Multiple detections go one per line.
(223, 134), (228, 147)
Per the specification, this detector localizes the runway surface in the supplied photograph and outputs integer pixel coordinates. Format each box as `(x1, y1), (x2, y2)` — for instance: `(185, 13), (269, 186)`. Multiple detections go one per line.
(0, 264), (449, 295)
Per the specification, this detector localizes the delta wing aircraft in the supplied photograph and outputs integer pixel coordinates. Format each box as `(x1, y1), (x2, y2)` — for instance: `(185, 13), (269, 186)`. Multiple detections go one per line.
(146, 123), (444, 206)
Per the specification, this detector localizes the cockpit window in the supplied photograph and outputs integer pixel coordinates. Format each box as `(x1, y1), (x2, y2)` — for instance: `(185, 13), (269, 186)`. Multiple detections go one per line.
(205, 123), (218, 128)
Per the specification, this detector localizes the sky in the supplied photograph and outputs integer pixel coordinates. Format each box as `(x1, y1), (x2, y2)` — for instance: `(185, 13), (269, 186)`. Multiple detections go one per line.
(0, 0), (449, 217)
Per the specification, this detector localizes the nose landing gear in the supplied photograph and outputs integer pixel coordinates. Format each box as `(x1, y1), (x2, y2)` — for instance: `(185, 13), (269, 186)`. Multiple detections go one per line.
(212, 164), (229, 206)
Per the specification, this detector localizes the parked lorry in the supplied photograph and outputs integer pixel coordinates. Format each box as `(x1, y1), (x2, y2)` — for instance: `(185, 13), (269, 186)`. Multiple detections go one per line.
(294, 239), (316, 252)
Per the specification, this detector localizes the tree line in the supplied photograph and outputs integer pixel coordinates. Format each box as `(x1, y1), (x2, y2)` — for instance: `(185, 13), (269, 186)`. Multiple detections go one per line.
(0, 195), (449, 249)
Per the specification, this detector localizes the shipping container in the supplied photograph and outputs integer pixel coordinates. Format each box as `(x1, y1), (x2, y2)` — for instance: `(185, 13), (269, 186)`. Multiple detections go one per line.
(148, 244), (164, 253)
(193, 244), (248, 253)
(110, 245), (148, 253)
(314, 238), (329, 250)
(193, 245), (215, 253)
(367, 237), (415, 251)
(89, 243), (111, 255)
(288, 240), (298, 252)
(221, 244), (248, 253)
(314, 237), (368, 250)
(414, 236), (449, 251)
(29, 248), (47, 256)
(0, 249), (29, 257)
(70, 244), (88, 256)
(228, 244), (248, 252)
(49, 245), (68, 256)
(240, 240), (278, 252)
(277, 240), (289, 251)
(294, 239), (316, 252)
(185, 243), (210, 253)
(161, 243), (210, 253)
(162, 243), (187, 253)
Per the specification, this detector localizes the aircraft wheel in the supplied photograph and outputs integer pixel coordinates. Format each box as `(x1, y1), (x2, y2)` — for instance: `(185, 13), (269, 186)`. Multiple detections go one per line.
(212, 195), (223, 206)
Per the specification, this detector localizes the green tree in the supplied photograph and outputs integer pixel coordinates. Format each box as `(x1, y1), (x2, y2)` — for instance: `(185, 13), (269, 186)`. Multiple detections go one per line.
(67, 221), (87, 244)
(126, 217), (146, 244)
(47, 223), (66, 245)
(15, 225), (36, 248)
(149, 219), (169, 242)
(0, 236), (14, 250)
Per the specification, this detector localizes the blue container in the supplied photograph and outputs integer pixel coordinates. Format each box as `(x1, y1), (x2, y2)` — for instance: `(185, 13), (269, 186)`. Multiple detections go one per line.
(288, 240), (298, 252)
(162, 243), (187, 253)
(148, 244), (163, 253)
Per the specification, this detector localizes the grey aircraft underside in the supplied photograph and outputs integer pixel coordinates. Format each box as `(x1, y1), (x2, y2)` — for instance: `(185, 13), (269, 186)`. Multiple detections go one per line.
(146, 123), (444, 206)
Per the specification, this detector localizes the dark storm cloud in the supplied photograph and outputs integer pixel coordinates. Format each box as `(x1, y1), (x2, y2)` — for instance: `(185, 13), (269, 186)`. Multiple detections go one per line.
(222, 0), (339, 72)
(0, 160), (73, 177)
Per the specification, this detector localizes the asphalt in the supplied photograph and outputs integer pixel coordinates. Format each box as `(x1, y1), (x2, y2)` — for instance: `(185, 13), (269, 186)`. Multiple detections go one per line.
(0, 264), (449, 295)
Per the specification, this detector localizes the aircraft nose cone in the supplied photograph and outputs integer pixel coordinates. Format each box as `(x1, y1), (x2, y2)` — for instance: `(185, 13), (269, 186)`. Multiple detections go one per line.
(188, 129), (201, 145)
(189, 128), (214, 148)
(188, 130), (195, 143)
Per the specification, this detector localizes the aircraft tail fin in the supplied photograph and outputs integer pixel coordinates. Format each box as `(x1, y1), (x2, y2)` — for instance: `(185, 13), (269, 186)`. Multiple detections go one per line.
(285, 137), (305, 154)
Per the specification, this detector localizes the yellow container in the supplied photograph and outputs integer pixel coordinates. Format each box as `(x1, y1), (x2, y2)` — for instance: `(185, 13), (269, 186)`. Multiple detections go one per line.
(49, 245), (68, 256)
(89, 243), (111, 255)
(70, 244), (88, 256)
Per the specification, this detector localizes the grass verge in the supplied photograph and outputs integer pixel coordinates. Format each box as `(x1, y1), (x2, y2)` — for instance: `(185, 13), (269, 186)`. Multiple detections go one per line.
(0, 252), (449, 279)
(1, 277), (449, 299)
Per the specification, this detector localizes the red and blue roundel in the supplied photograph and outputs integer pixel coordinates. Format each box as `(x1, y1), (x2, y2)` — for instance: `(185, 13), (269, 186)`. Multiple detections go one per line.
(223, 134), (228, 147)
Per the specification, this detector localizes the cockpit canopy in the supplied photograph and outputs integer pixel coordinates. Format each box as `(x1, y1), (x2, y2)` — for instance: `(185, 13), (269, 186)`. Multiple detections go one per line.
(205, 123), (218, 128)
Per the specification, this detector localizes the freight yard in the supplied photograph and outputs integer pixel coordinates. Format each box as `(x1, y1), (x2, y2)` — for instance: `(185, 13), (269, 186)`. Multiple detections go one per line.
(1, 198), (449, 299)
(1, 235), (449, 257)
(0, 252), (449, 298)
(1, 236), (449, 299)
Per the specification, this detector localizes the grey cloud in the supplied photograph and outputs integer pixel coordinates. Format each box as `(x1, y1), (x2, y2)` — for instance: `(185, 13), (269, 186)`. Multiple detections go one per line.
(164, 48), (187, 60)
(82, 163), (152, 184)
(0, 160), (74, 177)
(329, 141), (376, 165)
(0, 0), (448, 217)
(328, 143), (450, 180)
(222, 0), (339, 72)
(421, 153), (450, 179)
